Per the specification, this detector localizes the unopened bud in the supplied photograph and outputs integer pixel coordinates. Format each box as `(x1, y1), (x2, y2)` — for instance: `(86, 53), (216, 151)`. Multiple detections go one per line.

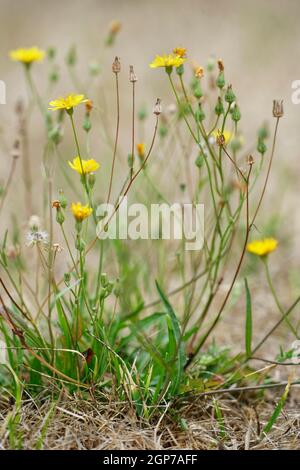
(225, 85), (236, 104)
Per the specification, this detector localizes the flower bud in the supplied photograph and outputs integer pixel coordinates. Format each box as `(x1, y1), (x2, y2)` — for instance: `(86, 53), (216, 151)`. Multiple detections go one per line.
(88, 173), (96, 189)
(58, 190), (67, 209)
(176, 64), (184, 76)
(193, 84), (203, 99)
(225, 85), (236, 104)
(195, 153), (204, 168)
(195, 103), (205, 122)
(83, 116), (92, 133)
(231, 104), (241, 122)
(257, 139), (267, 155)
(214, 97), (224, 116)
(66, 45), (76, 66)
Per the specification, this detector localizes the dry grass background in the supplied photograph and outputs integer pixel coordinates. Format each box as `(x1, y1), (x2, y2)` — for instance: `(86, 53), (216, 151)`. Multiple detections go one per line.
(0, 0), (300, 450)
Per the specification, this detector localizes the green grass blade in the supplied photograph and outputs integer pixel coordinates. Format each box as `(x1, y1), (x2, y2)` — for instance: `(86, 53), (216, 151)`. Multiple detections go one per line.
(244, 278), (252, 358)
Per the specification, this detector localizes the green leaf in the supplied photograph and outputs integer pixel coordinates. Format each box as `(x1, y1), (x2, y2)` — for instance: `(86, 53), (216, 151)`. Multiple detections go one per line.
(263, 380), (291, 435)
(155, 281), (185, 395)
(244, 278), (252, 358)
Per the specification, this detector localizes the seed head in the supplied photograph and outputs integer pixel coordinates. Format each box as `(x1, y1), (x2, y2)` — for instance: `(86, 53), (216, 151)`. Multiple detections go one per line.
(129, 65), (137, 83)
(273, 100), (284, 118)
(153, 98), (162, 115)
(112, 56), (121, 74)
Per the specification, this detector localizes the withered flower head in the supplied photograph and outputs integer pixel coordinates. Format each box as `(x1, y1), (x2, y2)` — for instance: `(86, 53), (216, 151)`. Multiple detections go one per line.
(217, 59), (224, 71)
(153, 98), (162, 115)
(129, 65), (137, 82)
(112, 56), (121, 74)
(273, 100), (284, 118)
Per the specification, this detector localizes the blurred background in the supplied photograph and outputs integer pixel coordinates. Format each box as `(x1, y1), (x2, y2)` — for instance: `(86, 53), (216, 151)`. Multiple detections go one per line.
(0, 0), (300, 355)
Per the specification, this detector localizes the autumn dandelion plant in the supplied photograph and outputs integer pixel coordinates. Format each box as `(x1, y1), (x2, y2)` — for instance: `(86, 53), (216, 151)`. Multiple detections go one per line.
(1, 34), (300, 449)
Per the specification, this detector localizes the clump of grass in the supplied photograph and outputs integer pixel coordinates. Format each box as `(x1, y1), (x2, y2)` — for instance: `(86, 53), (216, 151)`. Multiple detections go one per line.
(0, 31), (299, 437)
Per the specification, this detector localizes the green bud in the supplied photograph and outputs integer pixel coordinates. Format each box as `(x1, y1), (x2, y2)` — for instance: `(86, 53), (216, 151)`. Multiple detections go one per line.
(127, 153), (134, 168)
(190, 77), (198, 91)
(231, 104), (241, 122)
(195, 103), (205, 122)
(180, 183), (186, 192)
(193, 84), (203, 99)
(230, 136), (243, 153)
(176, 64), (184, 76)
(89, 61), (101, 76)
(138, 105), (148, 121)
(47, 47), (56, 60)
(59, 190), (67, 209)
(258, 125), (268, 140)
(56, 208), (65, 225)
(216, 71), (225, 89)
(66, 45), (77, 66)
(257, 139), (267, 155)
(113, 279), (121, 297)
(106, 281), (114, 295)
(48, 125), (62, 145)
(207, 57), (215, 72)
(165, 65), (173, 75)
(100, 273), (108, 287)
(83, 116), (92, 133)
(49, 67), (59, 83)
(214, 97), (224, 116)
(195, 153), (204, 168)
(225, 85), (236, 104)
(159, 125), (168, 138)
(64, 272), (71, 284)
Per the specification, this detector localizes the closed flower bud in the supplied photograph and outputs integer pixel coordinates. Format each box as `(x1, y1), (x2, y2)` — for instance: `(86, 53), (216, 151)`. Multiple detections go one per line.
(273, 99), (284, 118)
(127, 153), (134, 168)
(112, 56), (121, 74)
(47, 47), (56, 60)
(193, 84), (203, 99)
(176, 64), (184, 76)
(231, 104), (241, 122)
(258, 124), (268, 140)
(66, 45), (76, 66)
(216, 71), (225, 89)
(138, 105), (147, 121)
(195, 103), (205, 122)
(100, 273), (108, 287)
(214, 97), (224, 116)
(56, 208), (65, 225)
(64, 272), (71, 284)
(257, 138), (267, 155)
(58, 190), (67, 209)
(225, 85), (236, 104)
(195, 153), (204, 168)
(83, 116), (92, 132)
(89, 61), (101, 76)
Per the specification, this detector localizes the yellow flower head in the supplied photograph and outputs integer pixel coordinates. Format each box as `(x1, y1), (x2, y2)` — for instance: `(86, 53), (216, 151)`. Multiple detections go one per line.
(149, 54), (186, 69)
(48, 94), (88, 112)
(247, 238), (278, 257)
(71, 202), (93, 222)
(212, 129), (233, 145)
(68, 157), (100, 175)
(9, 46), (45, 64)
(173, 47), (187, 58)
(136, 143), (145, 159)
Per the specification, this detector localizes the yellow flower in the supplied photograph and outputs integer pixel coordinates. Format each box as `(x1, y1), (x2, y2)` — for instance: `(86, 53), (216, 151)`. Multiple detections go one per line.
(68, 157), (100, 175)
(9, 46), (45, 64)
(173, 47), (187, 58)
(247, 238), (278, 257)
(149, 54), (186, 69)
(136, 143), (145, 159)
(48, 94), (88, 111)
(212, 129), (233, 145)
(71, 202), (93, 222)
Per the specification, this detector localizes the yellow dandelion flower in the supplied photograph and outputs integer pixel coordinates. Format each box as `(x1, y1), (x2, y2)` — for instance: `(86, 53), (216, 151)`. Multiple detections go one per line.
(212, 129), (233, 145)
(136, 143), (145, 159)
(9, 46), (45, 64)
(48, 94), (88, 112)
(71, 202), (93, 222)
(247, 238), (278, 257)
(149, 54), (186, 69)
(173, 47), (187, 58)
(68, 157), (100, 175)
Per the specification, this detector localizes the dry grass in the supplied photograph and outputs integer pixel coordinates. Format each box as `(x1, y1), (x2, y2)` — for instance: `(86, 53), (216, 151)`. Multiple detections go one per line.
(1, 389), (300, 450)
